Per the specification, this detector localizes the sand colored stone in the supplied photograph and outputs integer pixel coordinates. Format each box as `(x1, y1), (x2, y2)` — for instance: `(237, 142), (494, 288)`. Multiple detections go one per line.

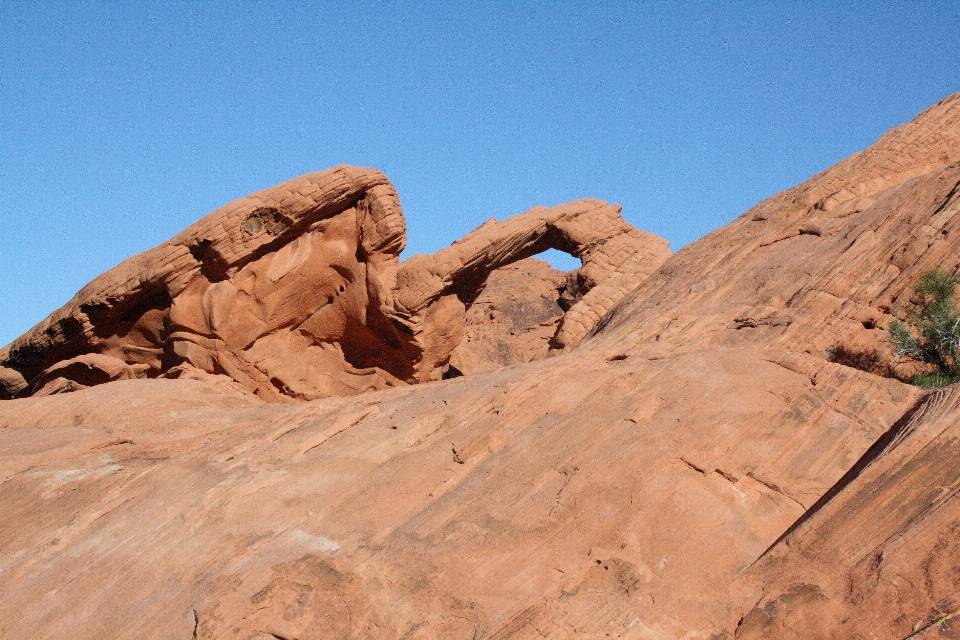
(2, 94), (960, 639)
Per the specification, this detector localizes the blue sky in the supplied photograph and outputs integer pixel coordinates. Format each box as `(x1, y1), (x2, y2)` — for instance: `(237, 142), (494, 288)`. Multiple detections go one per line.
(1, 1), (958, 345)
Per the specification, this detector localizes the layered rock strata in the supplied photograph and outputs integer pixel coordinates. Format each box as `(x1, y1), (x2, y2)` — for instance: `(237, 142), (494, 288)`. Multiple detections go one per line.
(1, 167), (408, 402)
(594, 93), (960, 367)
(2, 94), (960, 639)
(0, 171), (669, 401)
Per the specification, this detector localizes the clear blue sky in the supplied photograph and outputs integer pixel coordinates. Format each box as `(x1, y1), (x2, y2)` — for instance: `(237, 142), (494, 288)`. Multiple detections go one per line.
(1, 2), (958, 346)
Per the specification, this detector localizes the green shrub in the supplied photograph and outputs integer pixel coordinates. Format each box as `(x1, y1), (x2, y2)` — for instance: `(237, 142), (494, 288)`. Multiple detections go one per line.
(889, 268), (960, 387)
(909, 370), (960, 388)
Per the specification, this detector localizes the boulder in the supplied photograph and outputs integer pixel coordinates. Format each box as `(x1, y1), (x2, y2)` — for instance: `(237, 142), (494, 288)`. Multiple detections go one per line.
(30, 353), (150, 397)
(0, 366), (26, 399)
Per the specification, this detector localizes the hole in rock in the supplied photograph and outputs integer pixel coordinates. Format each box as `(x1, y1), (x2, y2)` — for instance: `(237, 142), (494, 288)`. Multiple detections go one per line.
(537, 248), (581, 272)
(442, 365), (464, 379)
(242, 207), (289, 237)
(188, 239), (230, 282)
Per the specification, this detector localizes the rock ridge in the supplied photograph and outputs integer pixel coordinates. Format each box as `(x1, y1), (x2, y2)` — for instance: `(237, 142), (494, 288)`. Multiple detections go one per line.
(0, 168), (670, 401)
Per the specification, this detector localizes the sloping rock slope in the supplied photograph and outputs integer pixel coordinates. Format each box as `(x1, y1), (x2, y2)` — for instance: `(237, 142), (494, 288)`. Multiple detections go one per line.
(2, 93), (960, 639)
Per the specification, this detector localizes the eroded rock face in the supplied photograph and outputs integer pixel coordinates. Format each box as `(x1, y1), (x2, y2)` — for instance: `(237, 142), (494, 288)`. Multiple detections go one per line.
(2, 167), (409, 402)
(3, 94), (960, 639)
(392, 198), (672, 362)
(449, 258), (568, 375)
(732, 384), (960, 640)
(593, 93), (960, 369)
(0, 169), (670, 401)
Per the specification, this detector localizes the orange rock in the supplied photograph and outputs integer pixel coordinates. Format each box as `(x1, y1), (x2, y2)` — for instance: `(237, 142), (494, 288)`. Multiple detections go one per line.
(449, 258), (566, 375)
(31, 353), (150, 396)
(2, 94), (960, 639)
(2, 166), (408, 402)
(0, 366), (26, 399)
(731, 383), (960, 639)
(0, 170), (669, 401)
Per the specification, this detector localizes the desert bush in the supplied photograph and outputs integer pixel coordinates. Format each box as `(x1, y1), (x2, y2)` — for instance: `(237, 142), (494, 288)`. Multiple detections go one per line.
(888, 267), (960, 388)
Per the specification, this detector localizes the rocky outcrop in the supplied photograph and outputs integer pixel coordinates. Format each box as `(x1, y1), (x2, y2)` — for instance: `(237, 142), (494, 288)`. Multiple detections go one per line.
(732, 384), (960, 639)
(593, 93), (960, 368)
(2, 94), (960, 639)
(449, 258), (567, 375)
(392, 198), (671, 363)
(0, 171), (669, 401)
(1, 167), (409, 402)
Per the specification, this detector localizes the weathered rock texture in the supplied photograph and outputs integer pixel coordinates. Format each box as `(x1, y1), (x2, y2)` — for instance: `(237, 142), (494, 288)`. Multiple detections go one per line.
(1, 167), (410, 402)
(2, 93), (960, 639)
(0, 174), (669, 401)
(594, 93), (960, 366)
(449, 258), (567, 375)
(392, 198), (672, 360)
(734, 383), (960, 639)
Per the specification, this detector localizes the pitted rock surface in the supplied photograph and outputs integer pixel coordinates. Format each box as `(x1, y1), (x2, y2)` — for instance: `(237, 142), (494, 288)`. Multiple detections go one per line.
(449, 258), (568, 375)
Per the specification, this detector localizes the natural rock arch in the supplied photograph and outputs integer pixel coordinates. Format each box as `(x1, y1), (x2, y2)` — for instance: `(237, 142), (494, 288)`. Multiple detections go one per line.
(0, 166), (670, 401)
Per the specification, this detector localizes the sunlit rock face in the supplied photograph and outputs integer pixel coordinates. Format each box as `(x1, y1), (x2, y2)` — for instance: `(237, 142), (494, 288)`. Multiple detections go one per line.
(0, 168), (410, 401)
(163, 188), (410, 401)
(4, 95), (960, 639)
(0, 166), (670, 401)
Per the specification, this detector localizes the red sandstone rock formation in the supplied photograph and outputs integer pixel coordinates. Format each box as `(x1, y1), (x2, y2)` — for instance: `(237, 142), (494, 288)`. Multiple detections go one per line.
(1, 167), (409, 402)
(449, 258), (567, 375)
(2, 94), (960, 639)
(0, 174), (669, 401)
